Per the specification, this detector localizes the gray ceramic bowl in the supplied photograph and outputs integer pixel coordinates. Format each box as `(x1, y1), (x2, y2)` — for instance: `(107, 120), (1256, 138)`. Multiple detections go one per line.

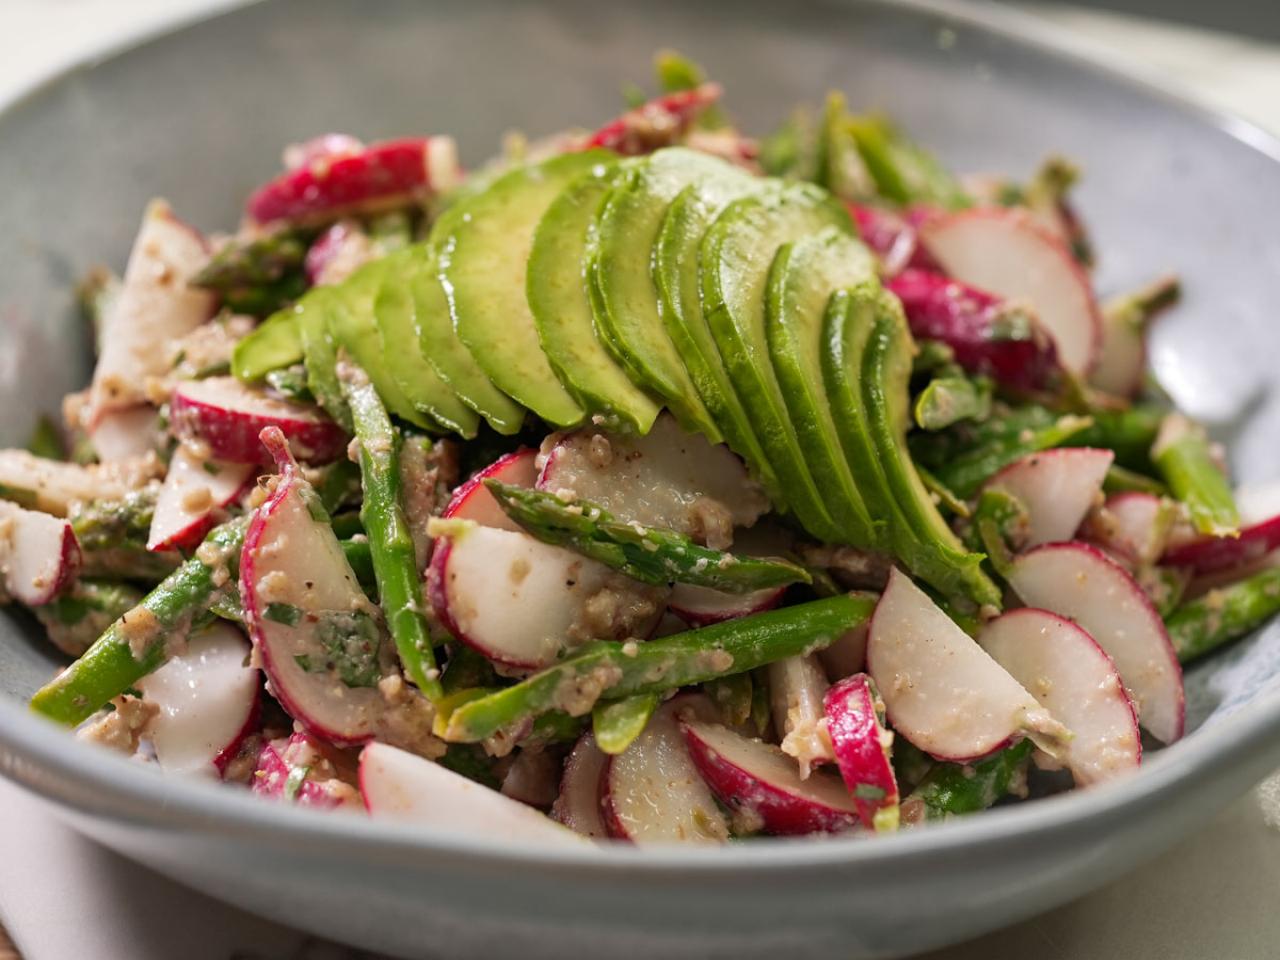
(3, 1), (1280, 957)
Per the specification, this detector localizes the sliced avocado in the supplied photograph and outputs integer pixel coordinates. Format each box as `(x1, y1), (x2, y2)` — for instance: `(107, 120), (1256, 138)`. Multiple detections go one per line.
(327, 258), (437, 432)
(700, 184), (851, 543)
(232, 308), (302, 381)
(438, 152), (602, 428)
(295, 286), (351, 431)
(528, 161), (660, 434)
(765, 227), (879, 547)
(589, 148), (730, 441)
(373, 248), (479, 438)
(654, 175), (781, 501)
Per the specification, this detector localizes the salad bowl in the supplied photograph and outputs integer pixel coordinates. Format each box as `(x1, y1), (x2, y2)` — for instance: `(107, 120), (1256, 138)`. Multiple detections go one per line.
(3, 0), (1280, 957)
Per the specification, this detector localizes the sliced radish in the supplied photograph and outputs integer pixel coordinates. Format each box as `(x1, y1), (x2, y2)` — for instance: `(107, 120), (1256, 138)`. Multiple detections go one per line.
(920, 208), (1102, 375)
(135, 622), (260, 777)
(1084, 492), (1176, 567)
(866, 568), (1068, 761)
(88, 200), (216, 421)
(817, 623), (868, 682)
(500, 749), (561, 808)
(241, 428), (388, 744)
(885, 268), (1062, 392)
(427, 520), (659, 669)
(0, 450), (159, 516)
(537, 413), (768, 544)
(768, 654), (833, 775)
(247, 136), (461, 224)
(682, 720), (859, 836)
(147, 446), (255, 552)
(359, 742), (587, 844)
(979, 608), (1140, 785)
(848, 203), (938, 277)
(283, 132), (365, 171)
(987, 448), (1113, 548)
(603, 694), (729, 844)
(89, 407), (161, 463)
(1091, 276), (1179, 397)
(253, 733), (360, 809)
(668, 523), (793, 625)
(0, 500), (80, 605)
(551, 733), (610, 839)
(303, 219), (375, 287)
(823, 674), (899, 829)
(585, 84), (722, 155)
(1007, 542), (1184, 744)
(171, 376), (347, 464)
(441, 448), (538, 532)
(1163, 484), (1280, 575)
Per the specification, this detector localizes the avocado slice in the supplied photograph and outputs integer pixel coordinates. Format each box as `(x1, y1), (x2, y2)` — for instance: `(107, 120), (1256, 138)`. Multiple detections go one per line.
(528, 160), (661, 434)
(589, 148), (730, 442)
(327, 258), (437, 432)
(700, 184), (851, 543)
(232, 308), (303, 382)
(373, 249), (479, 438)
(438, 153), (605, 428)
(295, 286), (351, 431)
(766, 227), (880, 547)
(654, 175), (781, 501)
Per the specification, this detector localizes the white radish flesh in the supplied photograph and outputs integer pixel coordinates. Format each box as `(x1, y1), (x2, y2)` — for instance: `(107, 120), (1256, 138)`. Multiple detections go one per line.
(147, 446), (255, 552)
(89, 407), (161, 463)
(551, 733), (610, 839)
(0, 500), (81, 605)
(988, 448), (1113, 548)
(441, 448), (538, 532)
(1084, 493), (1176, 567)
(669, 522), (793, 625)
(817, 623), (869, 682)
(768, 654), (833, 776)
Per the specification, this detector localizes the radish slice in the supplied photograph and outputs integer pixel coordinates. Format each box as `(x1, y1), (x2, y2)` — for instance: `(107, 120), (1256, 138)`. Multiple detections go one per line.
(817, 623), (869, 682)
(241, 430), (388, 744)
(537, 413), (768, 544)
(866, 568), (1068, 761)
(0, 500), (81, 605)
(823, 674), (899, 829)
(551, 733), (610, 839)
(987, 448), (1113, 548)
(303, 220), (375, 287)
(359, 742), (588, 844)
(247, 136), (461, 224)
(1084, 493), (1176, 567)
(1091, 311), (1146, 398)
(682, 720), (859, 836)
(1164, 514), (1280, 576)
(848, 203), (939, 276)
(88, 200), (215, 422)
(585, 85), (722, 155)
(253, 733), (360, 809)
(920, 208), (1102, 375)
(768, 654), (833, 775)
(979, 608), (1141, 785)
(427, 521), (660, 669)
(668, 523), (794, 625)
(441, 448), (539, 532)
(1007, 542), (1185, 744)
(283, 133), (365, 170)
(171, 377), (348, 464)
(0, 450), (158, 516)
(603, 695), (729, 844)
(89, 407), (161, 463)
(135, 622), (260, 777)
(147, 446), (255, 553)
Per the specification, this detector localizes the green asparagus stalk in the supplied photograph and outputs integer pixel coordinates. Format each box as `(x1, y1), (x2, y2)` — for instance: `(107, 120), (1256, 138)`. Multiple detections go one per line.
(1103, 464), (1167, 497)
(33, 580), (145, 657)
(916, 467), (969, 519)
(26, 415), (66, 461)
(263, 364), (312, 402)
(1152, 413), (1239, 537)
(443, 593), (876, 743)
(192, 228), (311, 318)
(337, 361), (443, 701)
(68, 489), (156, 551)
(1166, 567), (1280, 663)
(479, 481), (811, 593)
(913, 373), (992, 432)
(846, 112), (969, 209)
(440, 645), (499, 695)
(1102, 274), (1181, 341)
(653, 50), (727, 128)
(900, 738), (1034, 824)
(592, 693), (660, 755)
(962, 488), (1030, 557)
(705, 672), (755, 727)
(30, 516), (249, 725)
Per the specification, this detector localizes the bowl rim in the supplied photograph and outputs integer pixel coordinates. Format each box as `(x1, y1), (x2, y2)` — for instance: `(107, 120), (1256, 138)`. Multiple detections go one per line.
(3, 0), (1280, 876)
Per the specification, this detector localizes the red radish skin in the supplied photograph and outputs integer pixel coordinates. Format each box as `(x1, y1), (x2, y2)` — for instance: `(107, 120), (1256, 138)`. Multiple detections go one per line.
(359, 742), (587, 844)
(213, 695), (262, 778)
(867, 568), (1068, 761)
(0, 501), (81, 606)
(1164, 513), (1280, 576)
(681, 720), (860, 836)
(283, 133), (365, 170)
(252, 734), (359, 809)
(89, 407), (161, 463)
(303, 220), (374, 287)
(441, 448), (538, 532)
(171, 376), (348, 464)
(849, 204), (939, 276)
(920, 208), (1102, 376)
(136, 622), (261, 777)
(247, 136), (461, 225)
(1007, 542), (1185, 744)
(88, 200), (216, 423)
(823, 674), (899, 829)
(1085, 493), (1176, 567)
(551, 733), (610, 839)
(585, 84), (723, 155)
(146, 446), (255, 553)
(885, 269), (1062, 392)
(980, 608), (1141, 786)
(241, 428), (387, 744)
(987, 448), (1114, 548)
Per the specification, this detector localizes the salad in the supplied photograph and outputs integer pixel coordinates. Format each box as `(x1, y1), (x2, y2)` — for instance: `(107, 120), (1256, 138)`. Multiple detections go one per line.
(8, 51), (1280, 845)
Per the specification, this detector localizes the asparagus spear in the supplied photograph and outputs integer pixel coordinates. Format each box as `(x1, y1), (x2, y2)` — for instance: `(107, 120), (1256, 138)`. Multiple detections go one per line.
(33, 580), (145, 657)
(706, 672), (755, 727)
(29, 516), (249, 726)
(1102, 274), (1181, 339)
(443, 593), (876, 743)
(1152, 413), (1239, 537)
(1103, 464), (1167, 497)
(192, 228), (312, 318)
(592, 693), (660, 755)
(26, 415), (66, 461)
(480, 481), (811, 593)
(1166, 567), (1280, 663)
(900, 738), (1034, 824)
(70, 489), (179, 584)
(336, 361), (443, 701)
(913, 372), (992, 432)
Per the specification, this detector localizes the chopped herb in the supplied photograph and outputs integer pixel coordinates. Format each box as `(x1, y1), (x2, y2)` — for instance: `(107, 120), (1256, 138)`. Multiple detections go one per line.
(264, 602), (302, 627)
(293, 654), (312, 672)
(283, 763), (311, 802)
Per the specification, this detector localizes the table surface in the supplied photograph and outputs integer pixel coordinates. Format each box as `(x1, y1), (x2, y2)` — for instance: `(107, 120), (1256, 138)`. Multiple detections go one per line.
(3, 2), (1280, 959)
